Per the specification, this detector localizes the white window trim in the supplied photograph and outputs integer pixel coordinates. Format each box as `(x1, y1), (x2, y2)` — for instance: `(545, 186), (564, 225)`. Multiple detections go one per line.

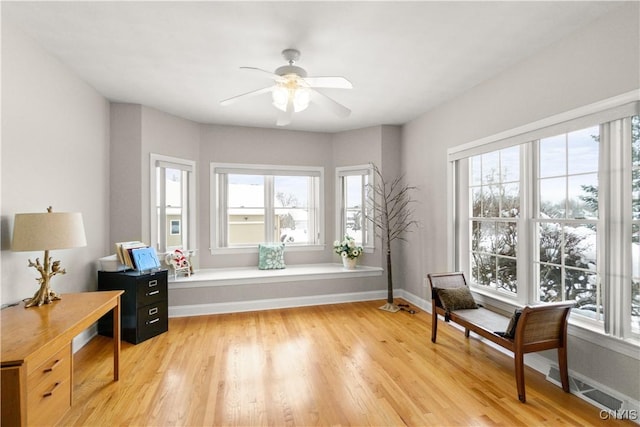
(210, 162), (325, 254)
(461, 146), (527, 305)
(335, 164), (374, 253)
(149, 153), (197, 255)
(447, 91), (640, 357)
(449, 91), (639, 161)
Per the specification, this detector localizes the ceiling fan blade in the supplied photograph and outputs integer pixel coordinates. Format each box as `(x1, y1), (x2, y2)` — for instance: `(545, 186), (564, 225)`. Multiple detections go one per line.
(220, 86), (274, 106)
(309, 89), (351, 118)
(302, 76), (353, 89)
(276, 98), (294, 126)
(240, 67), (285, 82)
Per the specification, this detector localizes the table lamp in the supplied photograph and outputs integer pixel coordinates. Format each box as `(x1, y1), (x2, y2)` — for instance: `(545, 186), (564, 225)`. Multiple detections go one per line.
(12, 206), (87, 307)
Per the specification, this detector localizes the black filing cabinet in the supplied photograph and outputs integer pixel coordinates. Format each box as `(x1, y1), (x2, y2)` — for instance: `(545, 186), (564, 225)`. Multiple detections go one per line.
(98, 269), (168, 344)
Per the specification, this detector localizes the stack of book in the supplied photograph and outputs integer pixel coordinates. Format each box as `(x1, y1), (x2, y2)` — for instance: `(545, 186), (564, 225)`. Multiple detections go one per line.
(115, 241), (161, 272)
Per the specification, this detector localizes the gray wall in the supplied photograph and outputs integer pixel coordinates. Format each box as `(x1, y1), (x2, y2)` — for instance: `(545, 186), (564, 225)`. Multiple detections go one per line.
(1, 22), (110, 304)
(109, 103), (201, 248)
(110, 104), (142, 245)
(400, 2), (640, 399)
(108, 112), (395, 306)
(199, 124), (334, 268)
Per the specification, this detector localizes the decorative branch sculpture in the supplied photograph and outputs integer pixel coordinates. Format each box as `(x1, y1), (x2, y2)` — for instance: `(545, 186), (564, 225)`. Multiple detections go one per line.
(24, 252), (66, 308)
(22, 206), (67, 307)
(365, 163), (419, 312)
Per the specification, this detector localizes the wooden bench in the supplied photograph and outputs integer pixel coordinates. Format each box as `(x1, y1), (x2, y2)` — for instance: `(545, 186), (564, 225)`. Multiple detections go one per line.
(428, 272), (574, 403)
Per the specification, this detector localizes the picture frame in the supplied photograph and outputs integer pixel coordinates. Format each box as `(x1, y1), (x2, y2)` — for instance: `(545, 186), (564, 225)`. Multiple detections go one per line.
(170, 219), (181, 235)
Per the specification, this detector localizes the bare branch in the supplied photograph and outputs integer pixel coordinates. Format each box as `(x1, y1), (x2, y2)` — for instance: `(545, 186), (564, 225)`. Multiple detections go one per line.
(366, 162), (419, 245)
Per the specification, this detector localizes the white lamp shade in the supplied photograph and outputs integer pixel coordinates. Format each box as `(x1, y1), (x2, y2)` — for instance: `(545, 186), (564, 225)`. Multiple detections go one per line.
(293, 88), (310, 112)
(12, 212), (87, 252)
(272, 86), (289, 112)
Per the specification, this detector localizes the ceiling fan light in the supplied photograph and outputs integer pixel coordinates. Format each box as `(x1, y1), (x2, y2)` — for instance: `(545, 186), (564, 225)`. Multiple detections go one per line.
(293, 88), (310, 112)
(272, 86), (289, 111)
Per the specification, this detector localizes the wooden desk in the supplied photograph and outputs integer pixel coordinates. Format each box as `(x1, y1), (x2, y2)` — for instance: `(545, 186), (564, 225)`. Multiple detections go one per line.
(1, 291), (123, 427)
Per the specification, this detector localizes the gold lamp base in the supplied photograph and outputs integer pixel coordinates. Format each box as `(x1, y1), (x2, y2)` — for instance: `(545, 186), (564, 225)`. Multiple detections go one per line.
(24, 249), (65, 308)
(24, 282), (61, 308)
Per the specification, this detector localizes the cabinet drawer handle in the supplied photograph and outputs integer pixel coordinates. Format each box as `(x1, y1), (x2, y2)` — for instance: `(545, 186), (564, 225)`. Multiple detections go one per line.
(147, 290), (159, 296)
(148, 280), (158, 287)
(147, 318), (160, 325)
(148, 307), (158, 316)
(43, 381), (61, 398)
(43, 358), (62, 373)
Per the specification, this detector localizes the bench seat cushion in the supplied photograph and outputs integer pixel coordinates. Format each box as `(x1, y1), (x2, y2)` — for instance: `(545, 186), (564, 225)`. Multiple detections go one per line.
(452, 307), (510, 335)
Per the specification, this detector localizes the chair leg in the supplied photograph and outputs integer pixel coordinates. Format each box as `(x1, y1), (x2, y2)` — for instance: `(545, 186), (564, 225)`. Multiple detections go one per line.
(464, 328), (470, 338)
(558, 346), (570, 393)
(514, 351), (526, 403)
(431, 310), (438, 343)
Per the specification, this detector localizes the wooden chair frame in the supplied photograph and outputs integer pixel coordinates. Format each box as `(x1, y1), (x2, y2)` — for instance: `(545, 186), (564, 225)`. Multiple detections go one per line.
(428, 272), (574, 402)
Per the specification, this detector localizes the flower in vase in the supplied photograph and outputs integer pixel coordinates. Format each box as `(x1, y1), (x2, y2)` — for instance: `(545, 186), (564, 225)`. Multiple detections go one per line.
(334, 235), (364, 259)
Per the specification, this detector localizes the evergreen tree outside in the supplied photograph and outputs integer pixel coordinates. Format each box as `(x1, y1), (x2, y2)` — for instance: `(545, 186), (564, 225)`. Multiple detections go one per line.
(470, 131), (600, 313)
(469, 116), (640, 332)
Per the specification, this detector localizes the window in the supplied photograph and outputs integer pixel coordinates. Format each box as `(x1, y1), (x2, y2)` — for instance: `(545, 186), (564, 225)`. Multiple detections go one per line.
(150, 154), (196, 253)
(631, 115), (640, 334)
(535, 127), (601, 321)
(336, 165), (373, 249)
(211, 163), (323, 252)
(449, 96), (639, 344)
(469, 147), (520, 295)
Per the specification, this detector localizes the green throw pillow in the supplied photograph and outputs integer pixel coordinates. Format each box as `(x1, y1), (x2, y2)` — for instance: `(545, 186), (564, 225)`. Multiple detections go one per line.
(435, 287), (478, 312)
(258, 243), (286, 270)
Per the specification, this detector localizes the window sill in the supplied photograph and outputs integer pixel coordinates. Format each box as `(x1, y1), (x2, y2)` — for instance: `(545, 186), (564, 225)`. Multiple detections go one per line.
(210, 244), (325, 255)
(468, 286), (520, 315)
(168, 263), (383, 289)
(470, 287), (640, 360)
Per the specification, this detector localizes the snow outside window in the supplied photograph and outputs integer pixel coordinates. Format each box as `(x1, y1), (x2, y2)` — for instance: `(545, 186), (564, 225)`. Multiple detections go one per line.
(450, 98), (639, 344)
(211, 163), (323, 253)
(336, 165), (374, 250)
(150, 154), (196, 254)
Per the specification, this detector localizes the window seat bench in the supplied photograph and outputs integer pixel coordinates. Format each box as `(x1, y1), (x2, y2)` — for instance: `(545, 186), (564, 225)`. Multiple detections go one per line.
(428, 272), (574, 403)
(168, 263), (383, 289)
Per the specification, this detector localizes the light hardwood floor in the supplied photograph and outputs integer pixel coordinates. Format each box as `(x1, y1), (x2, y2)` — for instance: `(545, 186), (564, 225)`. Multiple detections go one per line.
(61, 300), (631, 426)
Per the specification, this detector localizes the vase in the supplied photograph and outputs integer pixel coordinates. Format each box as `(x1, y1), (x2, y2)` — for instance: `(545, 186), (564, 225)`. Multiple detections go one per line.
(342, 257), (357, 270)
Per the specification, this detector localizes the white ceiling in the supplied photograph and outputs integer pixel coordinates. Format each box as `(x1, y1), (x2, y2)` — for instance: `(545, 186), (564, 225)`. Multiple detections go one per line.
(2, 1), (624, 133)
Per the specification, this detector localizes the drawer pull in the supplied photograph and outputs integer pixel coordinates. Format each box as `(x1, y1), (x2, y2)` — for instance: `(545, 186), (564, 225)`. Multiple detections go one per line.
(147, 318), (160, 325)
(43, 358), (62, 373)
(148, 280), (158, 287)
(43, 381), (61, 398)
(148, 307), (158, 316)
(147, 290), (160, 296)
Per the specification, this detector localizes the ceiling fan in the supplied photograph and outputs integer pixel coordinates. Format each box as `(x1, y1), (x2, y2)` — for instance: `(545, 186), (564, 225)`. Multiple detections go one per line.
(220, 48), (353, 126)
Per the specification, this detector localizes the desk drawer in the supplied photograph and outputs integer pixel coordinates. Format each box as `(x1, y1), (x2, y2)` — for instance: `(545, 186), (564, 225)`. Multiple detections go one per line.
(27, 377), (71, 426)
(27, 344), (71, 389)
(27, 344), (71, 425)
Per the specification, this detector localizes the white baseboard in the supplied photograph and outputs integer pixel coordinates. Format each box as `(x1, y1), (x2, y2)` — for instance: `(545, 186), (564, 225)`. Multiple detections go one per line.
(72, 325), (97, 354)
(168, 289), (387, 317)
(396, 289), (432, 312)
